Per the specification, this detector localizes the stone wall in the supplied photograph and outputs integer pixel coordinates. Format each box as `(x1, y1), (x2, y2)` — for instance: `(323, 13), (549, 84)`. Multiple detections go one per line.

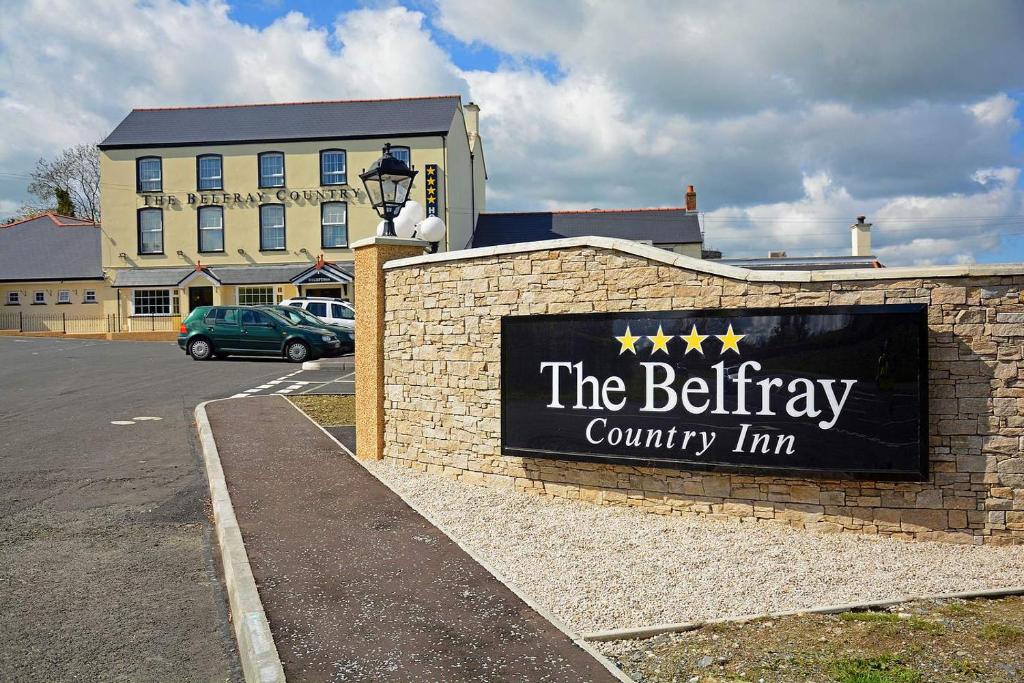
(380, 237), (1024, 545)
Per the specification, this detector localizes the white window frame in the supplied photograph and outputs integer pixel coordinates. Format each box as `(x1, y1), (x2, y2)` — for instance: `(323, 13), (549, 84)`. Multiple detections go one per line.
(259, 204), (286, 251)
(197, 154), (223, 191)
(137, 157), (162, 192)
(83, 289), (97, 303)
(138, 208), (164, 255)
(58, 290), (71, 304)
(33, 290), (45, 304)
(321, 201), (348, 248)
(6, 291), (19, 305)
(198, 206), (225, 253)
(259, 152), (285, 188)
(131, 289), (178, 316)
(390, 146), (411, 166)
(320, 149), (347, 186)
(236, 286), (277, 307)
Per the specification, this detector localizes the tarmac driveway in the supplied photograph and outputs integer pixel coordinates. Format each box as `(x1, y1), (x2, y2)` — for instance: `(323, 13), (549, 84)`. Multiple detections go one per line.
(0, 336), (312, 682)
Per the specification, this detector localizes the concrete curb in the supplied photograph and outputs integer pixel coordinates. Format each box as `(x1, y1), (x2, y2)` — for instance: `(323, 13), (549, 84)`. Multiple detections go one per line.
(195, 399), (287, 683)
(582, 586), (1024, 642)
(283, 396), (635, 683)
(301, 357), (354, 371)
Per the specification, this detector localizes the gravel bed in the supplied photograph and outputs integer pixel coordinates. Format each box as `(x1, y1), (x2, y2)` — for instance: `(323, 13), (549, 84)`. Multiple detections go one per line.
(362, 459), (1024, 637)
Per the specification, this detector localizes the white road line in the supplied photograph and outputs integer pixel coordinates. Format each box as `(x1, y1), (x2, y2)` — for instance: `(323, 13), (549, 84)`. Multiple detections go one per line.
(229, 393), (249, 398)
(111, 420), (136, 425)
(268, 380), (283, 384)
(275, 389), (293, 394)
(256, 384), (272, 389)
(132, 416), (163, 421)
(244, 389), (261, 393)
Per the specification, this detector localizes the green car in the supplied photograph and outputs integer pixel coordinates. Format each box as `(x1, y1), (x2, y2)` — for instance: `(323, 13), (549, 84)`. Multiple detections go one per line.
(259, 305), (354, 355)
(177, 305), (341, 362)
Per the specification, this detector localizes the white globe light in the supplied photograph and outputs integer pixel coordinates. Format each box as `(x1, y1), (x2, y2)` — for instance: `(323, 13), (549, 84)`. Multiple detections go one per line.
(393, 209), (417, 238)
(417, 215), (446, 243)
(400, 200), (425, 225)
(375, 220), (387, 236)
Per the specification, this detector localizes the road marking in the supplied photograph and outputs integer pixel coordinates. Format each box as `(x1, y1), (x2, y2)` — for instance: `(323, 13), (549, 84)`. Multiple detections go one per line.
(111, 420), (136, 425)
(133, 416), (163, 421)
(275, 389), (293, 394)
(229, 393), (249, 398)
(244, 389), (261, 393)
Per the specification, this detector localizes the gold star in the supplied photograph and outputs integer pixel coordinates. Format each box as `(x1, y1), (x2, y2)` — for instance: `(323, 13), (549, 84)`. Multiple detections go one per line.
(716, 324), (745, 354)
(615, 326), (640, 355)
(647, 326), (672, 354)
(680, 325), (708, 355)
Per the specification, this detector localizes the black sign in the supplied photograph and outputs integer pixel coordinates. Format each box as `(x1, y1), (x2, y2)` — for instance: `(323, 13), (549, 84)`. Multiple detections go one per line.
(424, 164), (439, 217)
(501, 305), (928, 480)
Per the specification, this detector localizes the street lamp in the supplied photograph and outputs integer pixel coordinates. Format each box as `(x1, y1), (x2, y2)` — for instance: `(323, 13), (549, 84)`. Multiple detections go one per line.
(359, 143), (418, 237)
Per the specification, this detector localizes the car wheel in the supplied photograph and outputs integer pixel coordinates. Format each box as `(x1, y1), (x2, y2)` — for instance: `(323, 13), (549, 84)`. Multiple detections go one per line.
(189, 337), (213, 361)
(285, 340), (309, 363)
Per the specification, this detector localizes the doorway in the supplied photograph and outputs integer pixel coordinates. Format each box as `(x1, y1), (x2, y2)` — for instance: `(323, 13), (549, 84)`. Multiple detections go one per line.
(189, 286), (213, 311)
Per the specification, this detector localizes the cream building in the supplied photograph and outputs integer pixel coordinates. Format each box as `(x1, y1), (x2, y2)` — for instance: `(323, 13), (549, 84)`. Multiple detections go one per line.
(98, 95), (486, 318)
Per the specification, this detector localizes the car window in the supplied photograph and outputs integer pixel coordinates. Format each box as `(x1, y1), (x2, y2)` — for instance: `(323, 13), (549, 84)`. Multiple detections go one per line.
(241, 309), (270, 326)
(306, 302), (327, 317)
(288, 302), (303, 308)
(331, 304), (345, 319)
(208, 308), (238, 324)
(277, 308), (303, 324)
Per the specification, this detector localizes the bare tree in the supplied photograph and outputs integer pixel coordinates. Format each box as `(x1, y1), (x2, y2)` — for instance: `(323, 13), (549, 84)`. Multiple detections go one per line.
(24, 143), (101, 221)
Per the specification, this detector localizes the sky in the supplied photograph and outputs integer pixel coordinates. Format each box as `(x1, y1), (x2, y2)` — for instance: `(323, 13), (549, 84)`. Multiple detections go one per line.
(0, 0), (1022, 265)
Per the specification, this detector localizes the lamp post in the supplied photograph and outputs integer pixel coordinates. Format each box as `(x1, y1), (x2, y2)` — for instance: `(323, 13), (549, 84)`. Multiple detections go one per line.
(359, 143), (418, 237)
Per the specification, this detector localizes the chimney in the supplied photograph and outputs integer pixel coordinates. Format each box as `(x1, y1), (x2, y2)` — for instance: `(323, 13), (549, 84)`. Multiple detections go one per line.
(851, 215), (872, 257)
(464, 101), (480, 142)
(685, 184), (697, 212)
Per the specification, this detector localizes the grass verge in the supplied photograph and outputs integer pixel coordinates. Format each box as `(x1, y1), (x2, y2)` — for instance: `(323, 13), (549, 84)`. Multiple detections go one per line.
(605, 596), (1024, 683)
(289, 395), (355, 426)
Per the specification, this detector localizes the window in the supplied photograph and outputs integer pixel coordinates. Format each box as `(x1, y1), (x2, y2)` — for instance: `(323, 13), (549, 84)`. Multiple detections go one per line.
(321, 202), (348, 248)
(240, 309), (273, 326)
(258, 152), (285, 188)
(259, 204), (286, 250)
(58, 290), (71, 304)
(138, 208), (164, 254)
(84, 290), (97, 303)
(136, 157), (162, 192)
(306, 301), (327, 317)
(206, 308), (238, 324)
(33, 291), (45, 304)
(390, 146), (411, 166)
(132, 289), (175, 316)
(331, 303), (354, 320)
(237, 286), (276, 306)
(320, 149), (347, 185)
(197, 154), (223, 190)
(6, 292), (20, 305)
(198, 206), (224, 252)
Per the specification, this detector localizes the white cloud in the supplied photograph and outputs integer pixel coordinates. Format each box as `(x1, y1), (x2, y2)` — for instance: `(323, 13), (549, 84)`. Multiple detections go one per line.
(0, 0), (1021, 266)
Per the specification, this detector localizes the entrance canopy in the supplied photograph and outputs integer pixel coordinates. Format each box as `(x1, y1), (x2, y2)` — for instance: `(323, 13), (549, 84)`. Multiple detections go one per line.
(111, 261), (354, 288)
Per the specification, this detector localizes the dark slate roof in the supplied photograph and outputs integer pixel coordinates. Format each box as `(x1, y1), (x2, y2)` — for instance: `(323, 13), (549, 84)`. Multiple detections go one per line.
(111, 262), (355, 287)
(470, 209), (702, 249)
(111, 267), (193, 287)
(99, 96), (462, 149)
(0, 213), (103, 282)
(718, 255), (883, 271)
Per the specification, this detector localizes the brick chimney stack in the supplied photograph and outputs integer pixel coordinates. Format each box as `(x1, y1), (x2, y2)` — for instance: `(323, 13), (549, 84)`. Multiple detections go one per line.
(685, 185), (697, 212)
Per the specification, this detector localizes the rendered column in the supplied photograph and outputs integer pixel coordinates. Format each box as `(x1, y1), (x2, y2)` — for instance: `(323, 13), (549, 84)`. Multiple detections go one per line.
(353, 236), (426, 460)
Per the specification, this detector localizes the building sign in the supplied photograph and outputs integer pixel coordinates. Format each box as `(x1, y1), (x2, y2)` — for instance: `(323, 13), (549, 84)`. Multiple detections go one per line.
(424, 164), (439, 217)
(142, 187), (362, 208)
(501, 304), (928, 480)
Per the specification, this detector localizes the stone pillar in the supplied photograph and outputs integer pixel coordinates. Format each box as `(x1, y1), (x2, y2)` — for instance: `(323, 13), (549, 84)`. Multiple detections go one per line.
(353, 236), (427, 460)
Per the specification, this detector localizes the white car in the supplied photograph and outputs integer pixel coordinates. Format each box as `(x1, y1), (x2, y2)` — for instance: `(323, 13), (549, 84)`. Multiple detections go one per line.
(280, 297), (355, 332)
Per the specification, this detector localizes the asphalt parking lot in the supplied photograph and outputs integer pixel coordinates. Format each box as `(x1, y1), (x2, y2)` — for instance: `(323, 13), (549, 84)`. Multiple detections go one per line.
(0, 336), (352, 682)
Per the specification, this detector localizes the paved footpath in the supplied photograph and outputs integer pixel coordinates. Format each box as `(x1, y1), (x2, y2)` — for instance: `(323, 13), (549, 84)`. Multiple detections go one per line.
(206, 396), (620, 682)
